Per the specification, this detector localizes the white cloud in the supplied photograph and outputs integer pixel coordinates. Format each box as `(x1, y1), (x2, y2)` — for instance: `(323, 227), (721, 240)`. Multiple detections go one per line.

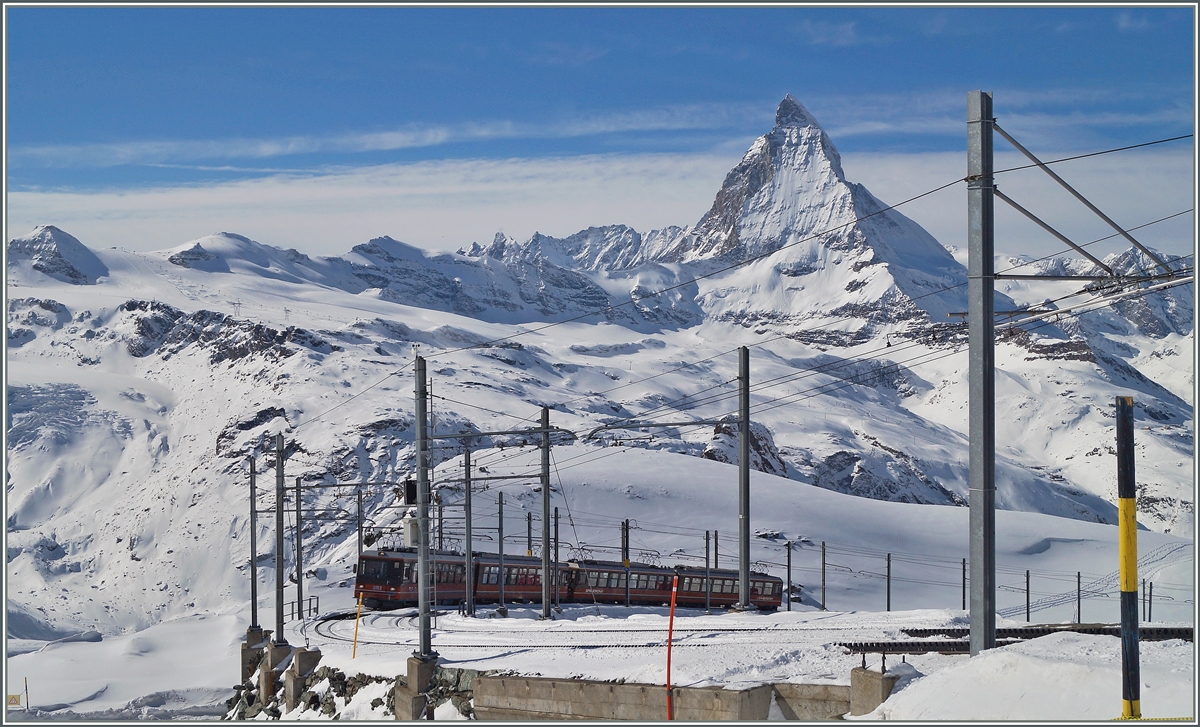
(5, 153), (742, 256)
(8, 104), (763, 169)
(791, 19), (887, 47)
(8, 147), (1191, 265)
(1115, 11), (1152, 32)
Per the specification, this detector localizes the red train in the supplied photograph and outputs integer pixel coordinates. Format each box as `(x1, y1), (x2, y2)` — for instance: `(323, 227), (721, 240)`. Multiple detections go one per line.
(354, 547), (784, 611)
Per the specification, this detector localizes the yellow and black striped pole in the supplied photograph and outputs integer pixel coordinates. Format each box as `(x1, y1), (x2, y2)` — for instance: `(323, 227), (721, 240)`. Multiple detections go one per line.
(1116, 396), (1140, 719)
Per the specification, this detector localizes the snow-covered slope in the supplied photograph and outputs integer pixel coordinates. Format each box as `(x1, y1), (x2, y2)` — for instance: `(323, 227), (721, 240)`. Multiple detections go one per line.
(5, 95), (1193, 655)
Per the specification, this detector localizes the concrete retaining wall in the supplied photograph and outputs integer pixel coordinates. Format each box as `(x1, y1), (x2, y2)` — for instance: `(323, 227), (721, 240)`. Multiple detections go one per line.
(474, 676), (775, 721)
(773, 683), (850, 720)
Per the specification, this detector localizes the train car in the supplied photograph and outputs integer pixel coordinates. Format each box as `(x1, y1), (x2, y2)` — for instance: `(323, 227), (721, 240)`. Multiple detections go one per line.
(670, 565), (784, 611)
(354, 547), (784, 611)
(354, 548), (572, 609)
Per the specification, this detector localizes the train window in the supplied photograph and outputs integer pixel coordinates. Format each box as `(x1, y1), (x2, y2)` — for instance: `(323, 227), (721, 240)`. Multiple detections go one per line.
(482, 566), (497, 585)
(682, 577), (693, 591)
(360, 560), (386, 579)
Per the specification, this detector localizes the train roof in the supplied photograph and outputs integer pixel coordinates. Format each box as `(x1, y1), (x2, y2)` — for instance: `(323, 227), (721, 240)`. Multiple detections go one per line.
(362, 548), (777, 579)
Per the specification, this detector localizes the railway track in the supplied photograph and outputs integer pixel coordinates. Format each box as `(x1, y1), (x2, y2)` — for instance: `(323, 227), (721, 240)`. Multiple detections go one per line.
(309, 610), (1193, 655)
(309, 609), (907, 650)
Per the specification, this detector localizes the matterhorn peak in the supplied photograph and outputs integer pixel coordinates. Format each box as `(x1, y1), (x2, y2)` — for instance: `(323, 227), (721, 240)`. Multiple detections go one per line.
(775, 94), (819, 129)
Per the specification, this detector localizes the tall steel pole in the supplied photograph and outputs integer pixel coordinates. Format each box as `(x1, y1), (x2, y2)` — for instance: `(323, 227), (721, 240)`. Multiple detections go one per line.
(737, 345), (751, 609)
(1117, 396), (1141, 719)
(553, 506), (560, 610)
(295, 476), (303, 619)
(540, 407), (552, 619)
(967, 90), (997, 655)
(274, 434), (286, 644)
(786, 542), (792, 612)
(414, 354), (435, 659)
(464, 447), (474, 616)
(498, 492), (506, 615)
(249, 458), (258, 629)
(705, 530), (711, 614)
(356, 490), (363, 559)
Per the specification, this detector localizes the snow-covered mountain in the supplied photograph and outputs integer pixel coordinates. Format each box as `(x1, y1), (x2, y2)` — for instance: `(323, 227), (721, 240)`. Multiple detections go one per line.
(5, 96), (1193, 644)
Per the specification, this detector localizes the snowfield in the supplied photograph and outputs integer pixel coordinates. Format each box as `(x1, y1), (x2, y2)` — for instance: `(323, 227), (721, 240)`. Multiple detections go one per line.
(5, 96), (1194, 719)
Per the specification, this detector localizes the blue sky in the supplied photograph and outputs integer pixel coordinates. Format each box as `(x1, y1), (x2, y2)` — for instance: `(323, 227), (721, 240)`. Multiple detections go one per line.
(5, 6), (1195, 257)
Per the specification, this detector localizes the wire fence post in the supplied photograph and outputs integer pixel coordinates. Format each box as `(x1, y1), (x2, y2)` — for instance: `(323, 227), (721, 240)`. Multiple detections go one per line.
(786, 542), (792, 612)
(962, 558), (967, 611)
(821, 541), (826, 611)
(705, 530), (711, 614)
(1076, 572), (1081, 624)
(886, 553), (891, 612)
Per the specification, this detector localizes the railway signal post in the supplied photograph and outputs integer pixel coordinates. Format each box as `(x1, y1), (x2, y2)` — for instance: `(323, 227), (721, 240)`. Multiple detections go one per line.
(1116, 396), (1141, 719)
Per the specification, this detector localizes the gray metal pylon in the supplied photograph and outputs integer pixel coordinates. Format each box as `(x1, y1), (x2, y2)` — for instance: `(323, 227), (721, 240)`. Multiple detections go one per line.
(415, 354), (435, 659)
(249, 458), (258, 629)
(541, 407), (552, 619)
(274, 433), (287, 644)
(967, 90), (997, 655)
(738, 345), (751, 610)
(295, 476), (303, 619)
(464, 447), (474, 616)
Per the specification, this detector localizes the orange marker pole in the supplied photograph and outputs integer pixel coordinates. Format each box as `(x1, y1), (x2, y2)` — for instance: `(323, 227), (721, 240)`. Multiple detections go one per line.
(352, 592), (364, 659)
(666, 574), (678, 720)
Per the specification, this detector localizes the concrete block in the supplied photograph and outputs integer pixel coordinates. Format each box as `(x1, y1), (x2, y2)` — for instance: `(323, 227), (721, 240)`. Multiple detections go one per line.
(240, 627), (269, 683)
(773, 683), (850, 720)
(849, 667), (898, 716)
(258, 663), (277, 706)
(281, 647), (323, 712)
(258, 642), (293, 706)
(395, 690), (427, 721)
(293, 647), (322, 677)
(408, 656), (438, 696)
